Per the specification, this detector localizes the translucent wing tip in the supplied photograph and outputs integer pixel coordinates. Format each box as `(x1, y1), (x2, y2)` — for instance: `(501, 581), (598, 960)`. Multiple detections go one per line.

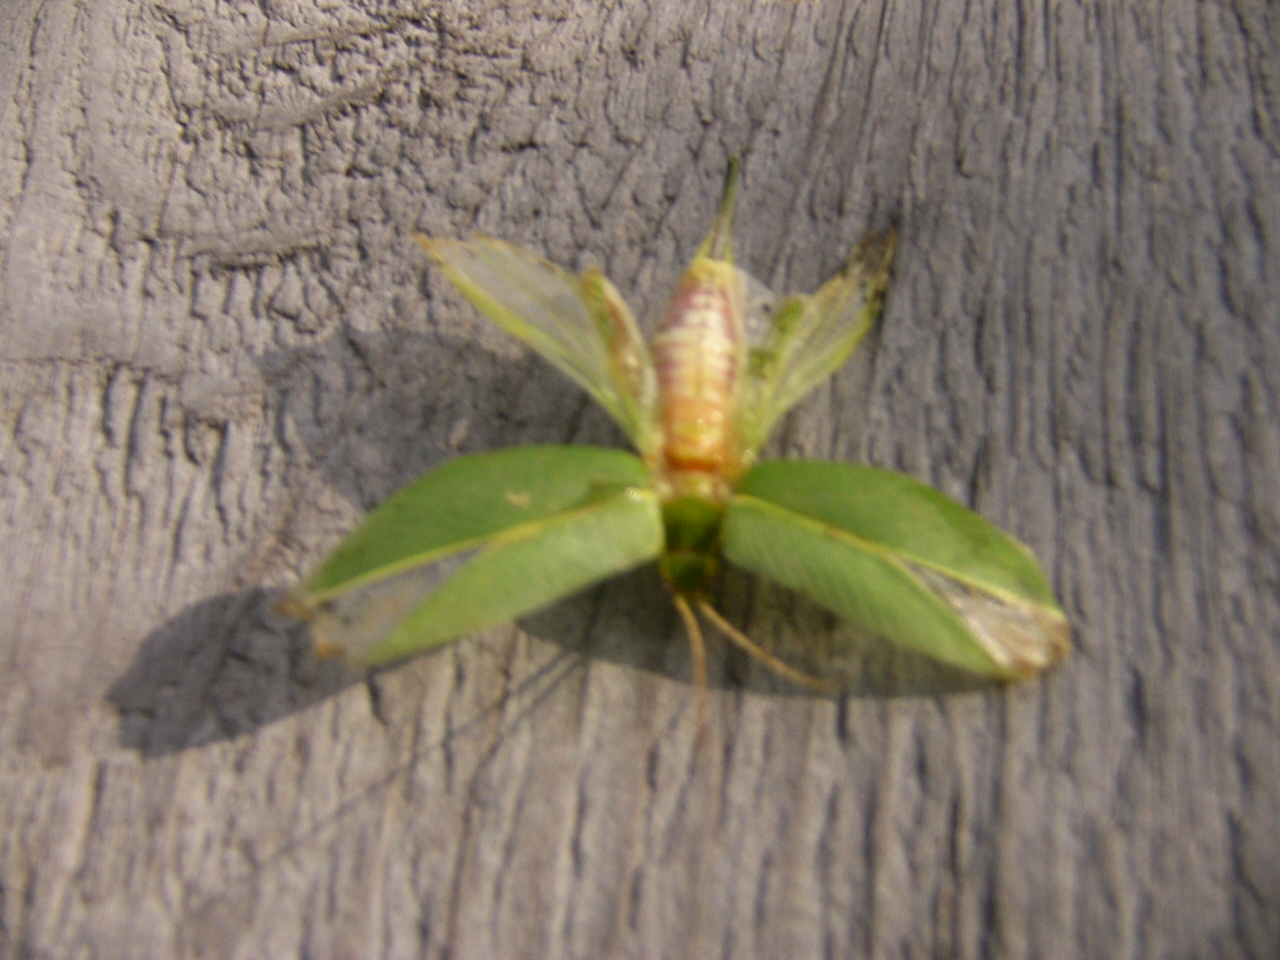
(979, 607), (1070, 680)
(999, 607), (1071, 679)
(414, 232), (492, 265)
(907, 561), (1071, 679)
(415, 232), (478, 269)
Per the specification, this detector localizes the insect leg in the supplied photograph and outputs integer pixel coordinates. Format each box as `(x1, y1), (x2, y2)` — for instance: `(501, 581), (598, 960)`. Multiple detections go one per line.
(672, 593), (710, 732)
(696, 601), (837, 694)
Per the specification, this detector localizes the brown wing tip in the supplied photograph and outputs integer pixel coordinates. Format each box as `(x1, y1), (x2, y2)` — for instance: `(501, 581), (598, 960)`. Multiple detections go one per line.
(274, 594), (314, 621)
(412, 232), (442, 261)
(849, 227), (898, 281)
(313, 639), (347, 661)
(274, 595), (350, 661)
(1002, 613), (1072, 680)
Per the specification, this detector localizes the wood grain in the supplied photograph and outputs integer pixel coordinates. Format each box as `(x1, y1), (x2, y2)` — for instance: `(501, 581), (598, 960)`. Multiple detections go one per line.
(1, 0), (1277, 957)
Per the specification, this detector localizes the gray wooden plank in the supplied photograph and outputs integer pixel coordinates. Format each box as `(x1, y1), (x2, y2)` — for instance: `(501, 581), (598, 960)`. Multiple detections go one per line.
(1, 0), (1277, 957)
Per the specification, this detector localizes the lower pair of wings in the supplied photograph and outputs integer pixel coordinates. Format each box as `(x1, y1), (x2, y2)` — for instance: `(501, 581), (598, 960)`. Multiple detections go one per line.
(290, 445), (1068, 680)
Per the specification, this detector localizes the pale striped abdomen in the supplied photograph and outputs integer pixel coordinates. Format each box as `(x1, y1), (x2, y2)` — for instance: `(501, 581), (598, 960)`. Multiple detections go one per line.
(650, 259), (744, 485)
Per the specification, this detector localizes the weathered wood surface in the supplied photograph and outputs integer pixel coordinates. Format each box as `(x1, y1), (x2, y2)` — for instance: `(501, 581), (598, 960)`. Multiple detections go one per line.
(2, 0), (1277, 957)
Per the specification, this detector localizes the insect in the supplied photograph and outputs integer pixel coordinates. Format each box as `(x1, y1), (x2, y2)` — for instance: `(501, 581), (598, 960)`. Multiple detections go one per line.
(285, 166), (1069, 696)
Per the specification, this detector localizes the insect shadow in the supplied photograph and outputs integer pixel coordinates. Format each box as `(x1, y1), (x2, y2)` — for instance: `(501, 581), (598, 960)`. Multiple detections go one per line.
(525, 562), (1001, 701)
(108, 570), (994, 758)
(108, 317), (617, 757)
(108, 587), (357, 756)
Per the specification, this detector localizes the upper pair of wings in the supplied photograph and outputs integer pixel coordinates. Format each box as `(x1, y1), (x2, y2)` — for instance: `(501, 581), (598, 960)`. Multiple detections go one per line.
(416, 227), (897, 464)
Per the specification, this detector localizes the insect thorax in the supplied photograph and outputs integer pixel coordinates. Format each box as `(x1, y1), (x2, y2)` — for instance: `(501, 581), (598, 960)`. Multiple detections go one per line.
(658, 495), (725, 598)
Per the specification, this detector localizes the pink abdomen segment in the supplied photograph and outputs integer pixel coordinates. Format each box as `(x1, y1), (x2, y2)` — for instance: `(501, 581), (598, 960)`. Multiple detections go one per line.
(651, 263), (742, 474)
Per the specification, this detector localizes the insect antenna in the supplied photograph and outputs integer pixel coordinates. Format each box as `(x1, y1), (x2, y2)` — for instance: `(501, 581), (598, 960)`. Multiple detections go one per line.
(672, 593), (710, 733)
(696, 601), (836, 693)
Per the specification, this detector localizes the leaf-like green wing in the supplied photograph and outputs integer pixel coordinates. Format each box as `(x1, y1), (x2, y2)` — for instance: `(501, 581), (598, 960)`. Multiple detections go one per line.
(418, 235), (659, 456)
(722, 460), (1069, 678)
(287, 446), (663, 664)
(736, 230), (897, 456)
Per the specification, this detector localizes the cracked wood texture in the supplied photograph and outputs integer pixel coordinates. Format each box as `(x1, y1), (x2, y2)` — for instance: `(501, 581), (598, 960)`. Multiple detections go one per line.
(2, 0), (1278, 957)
